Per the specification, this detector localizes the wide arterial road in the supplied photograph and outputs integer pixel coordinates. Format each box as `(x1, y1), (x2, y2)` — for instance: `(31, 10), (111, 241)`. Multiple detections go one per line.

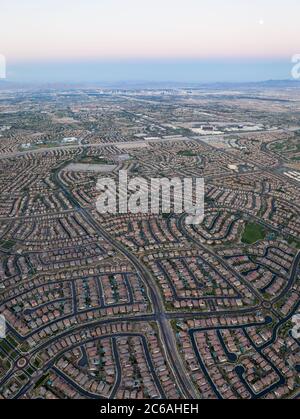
(53, 165), (199, 400)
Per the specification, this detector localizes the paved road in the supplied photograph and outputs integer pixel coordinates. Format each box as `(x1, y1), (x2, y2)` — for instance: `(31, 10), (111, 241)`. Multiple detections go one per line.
(80, 208), (199, 399)
(52, 163), (199, 399)
(0, 137), (189, 160)
(177, 213), (264, 304)
(272, 251), (300, 305)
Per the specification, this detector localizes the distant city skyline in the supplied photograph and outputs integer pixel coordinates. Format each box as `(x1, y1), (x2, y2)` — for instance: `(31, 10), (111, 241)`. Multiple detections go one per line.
(1, 0), (300, 82)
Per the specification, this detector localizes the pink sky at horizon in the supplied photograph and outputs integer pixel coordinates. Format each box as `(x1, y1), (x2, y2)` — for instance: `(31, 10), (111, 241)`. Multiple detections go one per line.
(1, 0), (299, 64)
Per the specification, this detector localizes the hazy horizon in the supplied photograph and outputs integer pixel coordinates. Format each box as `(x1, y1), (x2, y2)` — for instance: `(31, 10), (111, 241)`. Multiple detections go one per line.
(1, 0), (300, 83)
(2, 58), (296, 84)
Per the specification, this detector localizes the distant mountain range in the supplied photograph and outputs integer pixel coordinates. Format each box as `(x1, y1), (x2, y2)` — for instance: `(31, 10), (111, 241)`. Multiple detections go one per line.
(0, 79), (300, 91)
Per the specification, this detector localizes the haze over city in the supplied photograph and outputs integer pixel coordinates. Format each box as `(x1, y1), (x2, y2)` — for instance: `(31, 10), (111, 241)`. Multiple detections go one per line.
(1, 0), (300, 82)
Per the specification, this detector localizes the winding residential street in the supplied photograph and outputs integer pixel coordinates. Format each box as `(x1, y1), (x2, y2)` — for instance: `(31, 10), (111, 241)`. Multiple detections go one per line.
(52, 163), (199, 399)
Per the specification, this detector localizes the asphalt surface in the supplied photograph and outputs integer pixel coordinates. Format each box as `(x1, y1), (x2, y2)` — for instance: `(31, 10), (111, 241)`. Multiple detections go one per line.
(53, 164), (199, 399)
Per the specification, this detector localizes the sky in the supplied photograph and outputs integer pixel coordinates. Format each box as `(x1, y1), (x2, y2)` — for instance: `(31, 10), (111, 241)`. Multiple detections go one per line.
(1, 0), (300, 83)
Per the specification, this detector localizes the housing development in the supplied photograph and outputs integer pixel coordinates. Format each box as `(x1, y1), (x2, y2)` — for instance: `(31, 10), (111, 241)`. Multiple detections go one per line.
(0, 84), (299, 399)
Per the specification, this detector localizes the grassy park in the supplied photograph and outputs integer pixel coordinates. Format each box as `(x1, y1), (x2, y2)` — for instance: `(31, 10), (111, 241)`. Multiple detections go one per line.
(241, 222), (266, 244)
